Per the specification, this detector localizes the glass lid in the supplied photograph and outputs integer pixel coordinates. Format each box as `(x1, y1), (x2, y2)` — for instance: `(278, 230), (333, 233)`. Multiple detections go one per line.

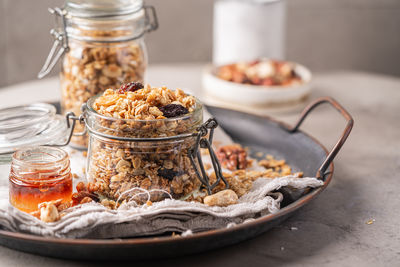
(64, 0), (144, 18)
(0, 103), (68, 156)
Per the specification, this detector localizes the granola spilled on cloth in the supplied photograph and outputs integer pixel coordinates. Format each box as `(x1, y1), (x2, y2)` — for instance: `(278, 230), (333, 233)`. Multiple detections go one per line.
(31, 149), (304, 222)
(185, 147), (304, 203)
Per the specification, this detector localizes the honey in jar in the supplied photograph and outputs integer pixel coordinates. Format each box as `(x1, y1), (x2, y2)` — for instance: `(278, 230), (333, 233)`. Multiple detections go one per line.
(9, 146), (72, 213)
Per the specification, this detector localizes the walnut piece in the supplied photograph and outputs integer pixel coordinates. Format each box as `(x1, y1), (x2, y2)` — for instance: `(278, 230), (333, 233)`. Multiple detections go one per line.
(216, 144), (250, 171)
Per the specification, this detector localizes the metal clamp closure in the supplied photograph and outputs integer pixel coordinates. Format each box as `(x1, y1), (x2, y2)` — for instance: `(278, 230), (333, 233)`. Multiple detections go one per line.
(189, 118), (229, 195)
(38, 7), (69, 79)
(144, 5), (159, 33)
(50, 112), (85, 147)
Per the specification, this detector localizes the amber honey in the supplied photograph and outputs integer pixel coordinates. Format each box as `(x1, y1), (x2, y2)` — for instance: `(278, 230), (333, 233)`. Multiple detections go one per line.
(9, 147), (72, 213)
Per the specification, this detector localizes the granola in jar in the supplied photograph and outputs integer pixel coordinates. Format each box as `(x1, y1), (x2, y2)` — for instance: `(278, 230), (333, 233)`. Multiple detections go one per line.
(39, 0), (158, 148)
(85, 84), (203, 204)
(61, 36), (146, 147)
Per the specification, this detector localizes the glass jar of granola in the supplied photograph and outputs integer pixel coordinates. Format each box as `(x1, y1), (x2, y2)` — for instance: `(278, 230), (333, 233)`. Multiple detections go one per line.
(38, 0), (158, 149)
(83, 85), (206, 205)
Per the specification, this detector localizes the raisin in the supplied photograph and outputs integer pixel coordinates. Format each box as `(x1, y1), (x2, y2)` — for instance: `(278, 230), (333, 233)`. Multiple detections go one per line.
(117, 82), (144, 94)
(159, 104), (189, 118)
(158, 168), (179, 181)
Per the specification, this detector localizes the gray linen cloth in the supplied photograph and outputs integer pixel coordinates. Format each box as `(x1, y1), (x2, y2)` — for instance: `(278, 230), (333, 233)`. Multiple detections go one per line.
(0, 176), (322, 238)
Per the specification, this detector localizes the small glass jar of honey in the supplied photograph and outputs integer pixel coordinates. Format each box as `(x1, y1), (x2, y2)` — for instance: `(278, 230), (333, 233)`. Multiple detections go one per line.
(9, 146), (72, 213)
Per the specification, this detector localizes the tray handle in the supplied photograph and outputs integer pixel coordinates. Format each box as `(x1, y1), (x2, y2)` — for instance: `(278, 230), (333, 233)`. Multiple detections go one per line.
(287, 97), (354, 179)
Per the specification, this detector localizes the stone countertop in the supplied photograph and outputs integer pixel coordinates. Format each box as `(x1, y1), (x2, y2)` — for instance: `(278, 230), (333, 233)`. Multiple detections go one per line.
(0, 64), (399, 266)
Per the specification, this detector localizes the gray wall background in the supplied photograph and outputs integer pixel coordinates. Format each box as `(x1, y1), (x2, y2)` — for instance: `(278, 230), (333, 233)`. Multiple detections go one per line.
(0, 0), (399, 88)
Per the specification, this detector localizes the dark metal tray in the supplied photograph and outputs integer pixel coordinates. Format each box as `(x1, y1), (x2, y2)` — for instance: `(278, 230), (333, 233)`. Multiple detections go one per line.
(0, 97), (353, 260)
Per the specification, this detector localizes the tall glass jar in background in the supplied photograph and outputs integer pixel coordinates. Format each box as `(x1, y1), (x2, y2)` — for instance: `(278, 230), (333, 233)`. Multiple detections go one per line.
(39, 0), (158, 149)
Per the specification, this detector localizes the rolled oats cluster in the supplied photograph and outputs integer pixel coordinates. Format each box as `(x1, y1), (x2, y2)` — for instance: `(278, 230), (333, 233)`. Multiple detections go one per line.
(61, 34), (146, 147)
(86, 84), (202, 204)
(92, 84), (195, 121)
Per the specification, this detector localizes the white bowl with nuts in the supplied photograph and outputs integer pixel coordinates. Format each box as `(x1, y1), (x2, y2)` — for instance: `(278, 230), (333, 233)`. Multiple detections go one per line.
(202, 59), (312, 107)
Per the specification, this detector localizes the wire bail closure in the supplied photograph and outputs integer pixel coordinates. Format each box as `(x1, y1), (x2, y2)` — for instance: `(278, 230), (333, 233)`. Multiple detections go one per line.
(50, 111), (85, 147)
(189, 119), (229, 194)
(144, 6), (159, 33)
(59, 110), (229, 195)
(38, 8), (69, 79)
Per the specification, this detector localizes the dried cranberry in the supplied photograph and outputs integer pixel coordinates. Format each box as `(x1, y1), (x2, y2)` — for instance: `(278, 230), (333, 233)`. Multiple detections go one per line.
(159, 104), (189, 118)
(117, 82), (144, 94)
(158, 168), (179, 181)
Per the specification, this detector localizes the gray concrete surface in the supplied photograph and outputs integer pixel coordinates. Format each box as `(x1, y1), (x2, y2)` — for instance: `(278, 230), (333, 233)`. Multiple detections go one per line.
(1, 0), (400, 87)
(0, 65), (398, 266)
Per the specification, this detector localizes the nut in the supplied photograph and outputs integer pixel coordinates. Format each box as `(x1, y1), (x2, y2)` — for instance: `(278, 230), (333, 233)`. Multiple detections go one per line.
(72, 191), (99, 205)
(39, 202), (60, 223)
(76, 181), (86, 192)
(57, 201), (72, 212)
(204, 189), (238, 207)
(101, 199), (117, 209)
(216, 59), (302, 86)
(216, 144), (250, 171)
(80, 197), (94, 204)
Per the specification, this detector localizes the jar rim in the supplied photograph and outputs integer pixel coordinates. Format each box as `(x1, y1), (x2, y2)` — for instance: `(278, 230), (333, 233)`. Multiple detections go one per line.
(12, 146), (69, 168)
(65, 8), (147, 43)
(82, 93), (204, 142)
(85, 93), (203, 124)
(64, 0), (144, 19)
